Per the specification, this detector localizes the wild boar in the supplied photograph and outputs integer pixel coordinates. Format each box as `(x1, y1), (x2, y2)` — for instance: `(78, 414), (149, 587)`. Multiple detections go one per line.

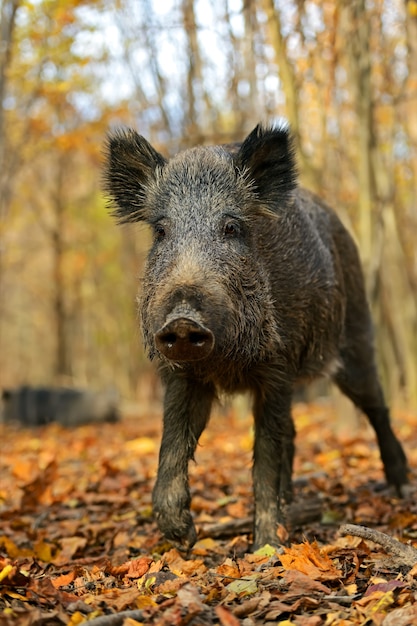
(104, 123), (408, 549)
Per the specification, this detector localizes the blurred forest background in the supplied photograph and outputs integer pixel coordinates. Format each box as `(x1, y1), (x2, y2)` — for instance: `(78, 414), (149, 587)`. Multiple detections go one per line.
(0, 0), (416, 408)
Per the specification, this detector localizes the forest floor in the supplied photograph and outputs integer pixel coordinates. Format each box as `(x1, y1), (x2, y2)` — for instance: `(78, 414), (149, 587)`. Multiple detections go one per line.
(1, 400), (417, 625)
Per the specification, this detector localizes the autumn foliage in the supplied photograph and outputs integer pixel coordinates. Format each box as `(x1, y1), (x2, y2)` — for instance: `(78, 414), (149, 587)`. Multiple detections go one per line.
(0, 0), (416, 406)
(1, 402), (417, 624)
(1, 1), (417, 622)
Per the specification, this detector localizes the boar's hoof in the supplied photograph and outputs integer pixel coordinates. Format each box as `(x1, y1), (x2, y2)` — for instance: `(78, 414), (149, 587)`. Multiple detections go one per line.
(155, 317), (214, 362)
(156, 516), (198, 552)
(169, 525), (198, 553)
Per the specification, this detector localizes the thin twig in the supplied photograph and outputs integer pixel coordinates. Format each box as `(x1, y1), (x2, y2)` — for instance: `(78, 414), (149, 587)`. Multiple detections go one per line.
(339, 523), (417, 567)
(81, 610), (145, 626)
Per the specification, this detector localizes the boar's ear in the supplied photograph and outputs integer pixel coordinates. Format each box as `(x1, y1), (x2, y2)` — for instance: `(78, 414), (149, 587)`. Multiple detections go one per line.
(234, 124), (297, 208)
(104, 129), (167, 223)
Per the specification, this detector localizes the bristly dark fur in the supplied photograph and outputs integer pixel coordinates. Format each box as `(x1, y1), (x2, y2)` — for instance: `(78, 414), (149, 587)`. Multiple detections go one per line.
(103, 122), (408, 552)
(103, 128), (166, 223)
(233, 123), (297, 207)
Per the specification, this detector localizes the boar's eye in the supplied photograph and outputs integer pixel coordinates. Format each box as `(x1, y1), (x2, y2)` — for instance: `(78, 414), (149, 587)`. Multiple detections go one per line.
(154, 223), (166, 240)
(223, 220), (241, 238)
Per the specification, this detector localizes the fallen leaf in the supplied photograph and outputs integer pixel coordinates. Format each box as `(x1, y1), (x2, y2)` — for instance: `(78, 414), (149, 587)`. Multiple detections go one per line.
(226, 574), (260, 596)
(52, 571), (76, 589)
(283, 570), (331, 598)
(381, 603), (417, 625)
(168, 583), (206, 622)
(34, 540), (55, 562)
(215, 605), (241, 626)
(1, 404), (416, 625)
(0, 563), (14, 582)
(20, 459), (57, 508)
(53, 536), (87, 565)
(216, 557), (241, 580)
(280, 541), (343, 581)
(365, 580), (406, 596)
(126, 556), (153, 578)
(253, 543), (278, 557)
(124, 437), (156, 454)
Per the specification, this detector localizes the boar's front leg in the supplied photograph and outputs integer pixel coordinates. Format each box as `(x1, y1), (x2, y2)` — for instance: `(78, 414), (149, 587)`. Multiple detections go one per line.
(252, 386), (295, 549)
(152, 373), (214, 550)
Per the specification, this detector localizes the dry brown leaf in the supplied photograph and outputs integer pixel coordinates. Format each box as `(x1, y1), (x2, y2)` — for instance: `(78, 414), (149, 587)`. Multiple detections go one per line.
(53, 536), (87, 565)
(215, 605), (241, 626)
(1, 404), (417, 625)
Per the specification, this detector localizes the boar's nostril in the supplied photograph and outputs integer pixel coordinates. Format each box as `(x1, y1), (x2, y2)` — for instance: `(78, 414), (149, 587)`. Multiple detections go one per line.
(155, 318), (214, 362)
(162, 332), (177, 348)
(189, 332), (209, 347)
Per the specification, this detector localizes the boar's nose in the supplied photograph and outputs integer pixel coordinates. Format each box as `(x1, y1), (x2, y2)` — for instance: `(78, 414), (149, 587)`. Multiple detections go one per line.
(155, 317), (214, 362)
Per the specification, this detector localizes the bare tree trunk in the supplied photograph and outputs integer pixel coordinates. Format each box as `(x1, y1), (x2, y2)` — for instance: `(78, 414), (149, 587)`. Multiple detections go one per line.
(259, 0), (319, 190)
(242, 0), (259, 126)
(402, 0), (417, 302)
(0, 0), (20, 378)
(52, 158), (70, 381)
(340, 0), (375, 275)
(223, 0), (244, 134)
(339, 0), (417, 406)
(182, 0), (213, 145)
(140, 0), (172, 134)
(0, 0), (19, 178)
(404, 0), (417, 162)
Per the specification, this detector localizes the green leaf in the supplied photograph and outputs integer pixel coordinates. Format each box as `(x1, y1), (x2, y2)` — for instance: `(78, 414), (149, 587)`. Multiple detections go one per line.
(226, 576), (259, 596)
(253, 544), (278, 557)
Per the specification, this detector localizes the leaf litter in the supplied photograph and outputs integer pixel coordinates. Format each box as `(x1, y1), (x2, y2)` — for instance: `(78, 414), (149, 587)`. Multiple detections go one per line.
(1, 401), (417, 625)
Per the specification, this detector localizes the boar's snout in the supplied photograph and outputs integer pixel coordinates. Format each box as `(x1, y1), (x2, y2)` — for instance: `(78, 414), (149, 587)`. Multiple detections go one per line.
(155, 317), (214, 362)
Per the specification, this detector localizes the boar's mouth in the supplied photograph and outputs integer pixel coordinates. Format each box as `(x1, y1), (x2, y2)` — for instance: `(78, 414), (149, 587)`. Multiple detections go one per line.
(154, 316), (215, 362)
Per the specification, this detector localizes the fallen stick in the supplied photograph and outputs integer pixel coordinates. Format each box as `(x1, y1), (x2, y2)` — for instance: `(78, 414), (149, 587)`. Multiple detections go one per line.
(82, 610), (145, 626)
(339, 523), (417, 567)
(199, 497), (323, 539)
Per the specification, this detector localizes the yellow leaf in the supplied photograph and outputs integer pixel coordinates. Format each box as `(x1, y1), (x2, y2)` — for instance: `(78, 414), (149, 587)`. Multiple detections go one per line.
(0, 536), (32, 559)
(344, 583), (358, 595)
(370, 590), (395, 614)
(0, 564), (13, 582)
(125, 437), (156, 454)
(135, 595), (157, 609)
(2, 590), (28, 601)
(192, 537), (220, 554)
(68, 612), (88, 626)
(34, 540), (54, 563)
(253, 544), (278, 557)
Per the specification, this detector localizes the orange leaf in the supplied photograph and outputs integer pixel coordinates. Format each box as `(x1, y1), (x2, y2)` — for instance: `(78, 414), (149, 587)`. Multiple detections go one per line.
(280, 541), (342, 581)
(216, 558), (241, 580)
(126, 556), (153, 578)
(163, 549), (207, 577)
(215, 605), (241, 626)
(52, 570), (76, 589)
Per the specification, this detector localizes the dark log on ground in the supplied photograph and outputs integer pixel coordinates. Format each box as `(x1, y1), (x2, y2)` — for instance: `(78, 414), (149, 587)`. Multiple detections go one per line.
(199, 496), (323, 540)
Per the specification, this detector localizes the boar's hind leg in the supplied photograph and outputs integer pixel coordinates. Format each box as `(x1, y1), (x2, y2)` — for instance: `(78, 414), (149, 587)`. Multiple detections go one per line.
(252, 388), (295, 550)
(334, 351), (408, 494)
(152, 374), (214, 551)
